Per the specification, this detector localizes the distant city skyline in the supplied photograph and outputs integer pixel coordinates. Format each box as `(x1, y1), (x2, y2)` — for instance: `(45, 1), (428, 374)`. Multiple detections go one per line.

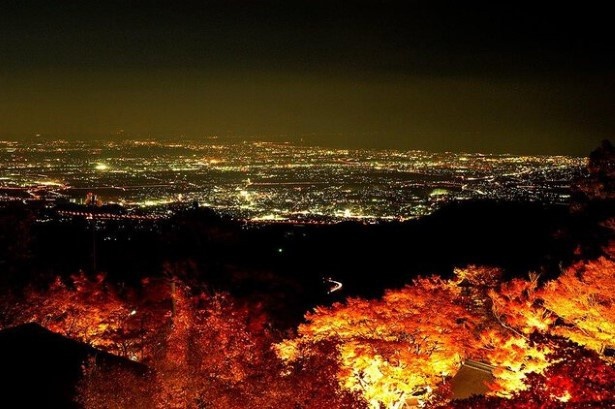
(0, 139), (584, 222)
(1, 1), (613, 155)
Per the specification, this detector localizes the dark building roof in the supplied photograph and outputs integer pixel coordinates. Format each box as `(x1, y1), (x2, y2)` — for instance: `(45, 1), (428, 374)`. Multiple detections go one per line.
(450, 359), (495, 399)
(0, 323), (146, 409)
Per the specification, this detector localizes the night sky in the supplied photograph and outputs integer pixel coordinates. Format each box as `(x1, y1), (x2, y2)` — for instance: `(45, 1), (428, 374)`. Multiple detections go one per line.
(1, 0), (613, 154)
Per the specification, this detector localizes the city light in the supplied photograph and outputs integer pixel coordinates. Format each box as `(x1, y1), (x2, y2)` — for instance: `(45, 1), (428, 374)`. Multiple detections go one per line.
(0, 139), (585, 223)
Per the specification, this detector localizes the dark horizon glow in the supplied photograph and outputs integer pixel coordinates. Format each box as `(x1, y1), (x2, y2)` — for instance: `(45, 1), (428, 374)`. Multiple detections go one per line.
(1, 1), (613, 155)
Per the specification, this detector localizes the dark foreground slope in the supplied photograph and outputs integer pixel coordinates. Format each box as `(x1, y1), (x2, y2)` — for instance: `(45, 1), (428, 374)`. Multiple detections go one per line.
(1, 197), (590, 327)
(0, 323), (146, 409)
(270, 200), (575, 297)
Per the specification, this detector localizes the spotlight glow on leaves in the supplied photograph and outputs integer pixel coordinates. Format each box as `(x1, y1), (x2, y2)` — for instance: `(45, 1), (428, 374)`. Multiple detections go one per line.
(276, 260), (615, 407)
(2, 259), (615, 408)
(276, 276), (487, 408)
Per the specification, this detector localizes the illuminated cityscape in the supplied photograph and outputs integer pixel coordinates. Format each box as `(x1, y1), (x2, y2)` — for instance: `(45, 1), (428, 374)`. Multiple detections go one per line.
(0, 139), (584, 223)
(1, 0), (614, 407)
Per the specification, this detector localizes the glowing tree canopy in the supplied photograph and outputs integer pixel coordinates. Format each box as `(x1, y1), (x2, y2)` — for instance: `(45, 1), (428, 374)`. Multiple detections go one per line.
(276, 276), (489, 408)
(540, 257), (615, 354)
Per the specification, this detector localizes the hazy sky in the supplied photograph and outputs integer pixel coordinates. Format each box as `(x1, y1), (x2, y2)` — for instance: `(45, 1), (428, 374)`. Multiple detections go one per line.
(1, 0), (613, 154)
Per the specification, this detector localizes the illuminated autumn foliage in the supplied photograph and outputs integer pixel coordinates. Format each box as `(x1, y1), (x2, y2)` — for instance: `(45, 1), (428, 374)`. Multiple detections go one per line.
(0, 273), (172, 360)
(152, 283), (277, 408)
(525, 335), (615, 406)
(276, 276), (489, 408)
(1, 273), (133, 354)
(276, 259), (615, 407)
(488, 274), (555, 336)
(78, 279), (366, 409)
(453, 265), (502, 289)
(76, 358), (154, 409)
(1, 257), (614, 408)
(444, 335), (615, 408)
(540, 257), (615, 354)
(479, 331), (551, 397)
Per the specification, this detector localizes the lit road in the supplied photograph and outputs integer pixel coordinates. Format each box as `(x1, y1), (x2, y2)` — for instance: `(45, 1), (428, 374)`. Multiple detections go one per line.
(325, 277), (343, 294)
